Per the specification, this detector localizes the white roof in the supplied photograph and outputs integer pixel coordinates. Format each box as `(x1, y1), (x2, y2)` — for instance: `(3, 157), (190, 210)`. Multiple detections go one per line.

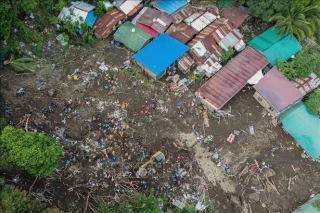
(191, 12), (216, 32)
(119, 0), (142, 15)
(192, 41), (207, 56)
(58, 7), (87, 25)
(184, 12), (202, 25)
(73, 1), (95, 12)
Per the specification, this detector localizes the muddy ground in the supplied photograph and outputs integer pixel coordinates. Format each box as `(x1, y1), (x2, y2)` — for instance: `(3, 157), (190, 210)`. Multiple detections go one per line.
(1, 37), (320, 213)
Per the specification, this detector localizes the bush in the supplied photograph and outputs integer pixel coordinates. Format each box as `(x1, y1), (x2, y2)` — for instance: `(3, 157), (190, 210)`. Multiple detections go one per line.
(95, 1), (107, 17)
(305, 90), (320, 115)
(0, 185), (62, 213)
(220, 47), (235, 63)
(0, 118), (7, 134)
(0, 126), (63, 177)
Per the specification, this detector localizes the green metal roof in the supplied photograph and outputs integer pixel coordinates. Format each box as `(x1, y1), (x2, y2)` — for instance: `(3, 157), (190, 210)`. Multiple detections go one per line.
(248, 27), (302, 65)
(114, 22), (152, 52)
(293, 194), (320, 213)
(279, 102), (320, 160)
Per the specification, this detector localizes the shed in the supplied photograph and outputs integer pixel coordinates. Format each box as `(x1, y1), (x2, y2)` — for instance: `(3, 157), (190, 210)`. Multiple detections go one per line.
(248, 27), (302, 65)
(195, 46), (269, 111)
(154, 0), (188, 15)
(135, 7), (173, 37)
(94, 9), (125, 39)
(293, 194), (320, 212)
(253, 67), (303, 117)
(133, 34), (189, 79)
(221, 4), (249, 27)
(58, 1), (97, 28)
(166, 22), (197, 44)
(278, 102), (320, 160)
(113, 22), (152, 52)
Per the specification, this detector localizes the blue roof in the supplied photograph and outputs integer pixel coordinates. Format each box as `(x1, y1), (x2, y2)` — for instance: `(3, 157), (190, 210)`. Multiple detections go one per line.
(279, 102), (320, 160)
(133, 34), (189, 77)
(154, 0), (188, 15)
(85, 10), (97, 28)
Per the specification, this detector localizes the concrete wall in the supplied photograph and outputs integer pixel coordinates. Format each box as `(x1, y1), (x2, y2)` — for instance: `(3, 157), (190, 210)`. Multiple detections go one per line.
(253, 91), (278, 117)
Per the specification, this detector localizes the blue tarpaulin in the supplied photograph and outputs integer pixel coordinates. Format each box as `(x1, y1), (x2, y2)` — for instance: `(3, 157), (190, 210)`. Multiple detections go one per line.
(154, 0), (188, 15)
(133, 34), (189, 79)
(278, 102), (320, 160)
(85, 10), (97, 28)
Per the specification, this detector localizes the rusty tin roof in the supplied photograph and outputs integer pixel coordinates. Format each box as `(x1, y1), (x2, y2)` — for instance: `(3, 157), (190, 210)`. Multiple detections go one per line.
(196, 46), (269, 110)
(94, 9), (125, 39)
(166, 22), (197, 44)
(178, 53), (194, 71)
(136, 7), (172, 34)
(254, 67), (303, 113)
(171, 4), (196, 24)
(221, 4), (249, 27)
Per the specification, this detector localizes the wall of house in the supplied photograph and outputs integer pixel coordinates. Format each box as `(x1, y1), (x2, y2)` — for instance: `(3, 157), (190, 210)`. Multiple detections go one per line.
(253, 92), (278, 117)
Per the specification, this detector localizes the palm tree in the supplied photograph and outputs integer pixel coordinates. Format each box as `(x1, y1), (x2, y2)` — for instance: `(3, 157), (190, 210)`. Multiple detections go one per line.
(3, 55), (37, 73)
(269, 0), (320, 41)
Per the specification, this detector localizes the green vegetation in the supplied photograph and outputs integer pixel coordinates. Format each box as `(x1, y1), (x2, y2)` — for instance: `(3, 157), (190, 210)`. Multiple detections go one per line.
(98, 189), (165, 213)
(220, 47), (235, 63)
(4, 56), (37, 73)
(277, 49), (320, 80)
(246, 0), (290, 21)
(0, 126), (63, 177)
(305, 90), (320, 115)
(95, 0), (107, 17)
(268, 0), (320, 41)
(0, 118), (7, 134)
(0, 185), (62, 213)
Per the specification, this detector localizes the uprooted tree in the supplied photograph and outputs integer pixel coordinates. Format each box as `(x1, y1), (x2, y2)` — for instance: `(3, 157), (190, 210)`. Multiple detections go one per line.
(0, 126), (62, 178)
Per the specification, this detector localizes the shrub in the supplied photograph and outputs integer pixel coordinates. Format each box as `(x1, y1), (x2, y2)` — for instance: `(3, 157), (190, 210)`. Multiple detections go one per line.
(220, 47), (235, 63)
(305, 90), (320, 115)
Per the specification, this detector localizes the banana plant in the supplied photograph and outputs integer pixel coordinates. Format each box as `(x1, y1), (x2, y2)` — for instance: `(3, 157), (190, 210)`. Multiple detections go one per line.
(3, 55), (37, 73)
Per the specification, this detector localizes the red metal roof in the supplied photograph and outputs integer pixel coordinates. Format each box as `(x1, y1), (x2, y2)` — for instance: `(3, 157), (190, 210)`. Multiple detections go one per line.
(254, 67), (303, 112)
(136, 22), (158, 37)
(221, 4), (249, 27)
(171, 4), (196, 24)
(166, 22), (197, 43)
(188, 18), (228, 47)
(196, 46), (269, 110)
(94, 9), (125, 39)
(136, 7), (172, 34)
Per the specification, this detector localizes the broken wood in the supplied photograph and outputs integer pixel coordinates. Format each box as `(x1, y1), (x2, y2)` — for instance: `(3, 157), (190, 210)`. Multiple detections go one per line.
(29, 176), (38, 194)
(83, 189), (92, 213)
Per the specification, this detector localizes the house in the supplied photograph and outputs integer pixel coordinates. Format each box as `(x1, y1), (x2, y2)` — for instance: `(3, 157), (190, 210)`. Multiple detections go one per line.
(195, 46), (269, 111)
(177, 53), (194, 73)
(278, 102), (320, 160)
(133, 7), (172, 37)
(248, 27), (302, 65)
(291, 73), (320, 96)
(114, 0), (143, 16)
(293, 194), (320, 212)
(196, 54), (223, 77)
(189, 11), (217, 32)
(58, 1), (97, 28)
(166, 22), (197, 44)
(253, 67), (303, 117)
(171, 4), (196, 24)
(133, 34), (189, 79)
(113, 22), (152, 52)
(153, 0), (188, 15)
(93, 9), (125, 39)
(221, 4), (249, 27)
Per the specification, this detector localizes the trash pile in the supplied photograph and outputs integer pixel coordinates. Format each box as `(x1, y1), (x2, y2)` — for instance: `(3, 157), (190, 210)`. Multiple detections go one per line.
(166, 74), (193, 93)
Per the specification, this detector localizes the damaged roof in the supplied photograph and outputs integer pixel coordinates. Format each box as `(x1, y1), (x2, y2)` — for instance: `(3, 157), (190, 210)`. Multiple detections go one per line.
(136, 7), (172, 36)
(254, 67), (302, 113)
(94, 9), (125, 39)
(190, 11), (217, 32)
(221, 4), (249, 27)
(196, 46), (269, 110)
(166, 22), (197, 44)
(171, 4), (196, 24)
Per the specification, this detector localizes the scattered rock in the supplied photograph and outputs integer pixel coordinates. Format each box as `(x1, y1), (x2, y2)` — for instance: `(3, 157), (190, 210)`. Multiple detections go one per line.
(48, 88), (56, 97)
(230, 195), (241, 207)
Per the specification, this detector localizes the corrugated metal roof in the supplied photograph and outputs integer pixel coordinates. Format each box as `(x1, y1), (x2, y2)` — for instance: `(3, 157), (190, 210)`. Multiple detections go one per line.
(184, 12), (203, 25)
(171, 4), (196, 24)
(136, 7), (172, 35)
(188, 18), (228, 47)
(248, 28), (286, 52)
(254, 66), (302, 113)
(191, 11), (217, 32)
(197, 56), (222, 77)
(196, 46), (269, 110)
(94, 9), (125, 39)
(119, 0), (142, 15)
(127, 3), (143, 17)
(114, 22), (152, 52)
(132, 7), (148, 25)
(166, 22), (197, 44)
(154, 0), (188, 15)
(221, 4), (249, 27)
(133, 34), (189, 78)
(211, 21), (234, 43)
(218, 30), (242, 50)
(178, 53), (194, 72)
(278, 102), (320, 160)
(73, 1), (95, 12)
(291, 73), (320, 96)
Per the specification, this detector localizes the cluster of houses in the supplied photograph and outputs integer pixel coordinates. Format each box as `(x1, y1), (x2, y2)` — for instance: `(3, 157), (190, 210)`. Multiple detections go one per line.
(58, 1), (320, 160)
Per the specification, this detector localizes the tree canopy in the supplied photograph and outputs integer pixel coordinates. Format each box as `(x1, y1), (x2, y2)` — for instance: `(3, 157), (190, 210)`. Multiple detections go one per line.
(305, 90), (320, 115)
(0, 126), (62, 177)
